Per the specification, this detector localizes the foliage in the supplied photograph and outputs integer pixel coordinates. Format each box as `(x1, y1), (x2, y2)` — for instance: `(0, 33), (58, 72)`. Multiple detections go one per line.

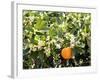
(23, 10), (91, 69)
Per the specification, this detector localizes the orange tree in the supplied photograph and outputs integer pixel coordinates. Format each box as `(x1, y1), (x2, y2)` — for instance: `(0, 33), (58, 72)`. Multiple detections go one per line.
(23, 10), (91, 69)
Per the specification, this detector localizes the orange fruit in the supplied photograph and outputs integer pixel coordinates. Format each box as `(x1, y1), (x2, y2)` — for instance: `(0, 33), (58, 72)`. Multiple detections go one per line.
(61, 47), (72, 60)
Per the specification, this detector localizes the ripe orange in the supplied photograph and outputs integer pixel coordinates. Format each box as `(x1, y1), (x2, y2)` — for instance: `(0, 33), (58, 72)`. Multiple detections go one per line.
(61, 47), (72, 60)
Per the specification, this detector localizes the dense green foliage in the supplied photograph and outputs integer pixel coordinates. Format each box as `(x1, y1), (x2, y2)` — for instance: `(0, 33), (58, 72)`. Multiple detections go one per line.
(23, 10), (91, 69)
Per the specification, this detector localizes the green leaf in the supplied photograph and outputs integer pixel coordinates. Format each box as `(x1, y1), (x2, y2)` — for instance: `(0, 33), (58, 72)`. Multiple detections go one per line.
(34, 18), (48, 30)
(49, 27), (57, 37)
